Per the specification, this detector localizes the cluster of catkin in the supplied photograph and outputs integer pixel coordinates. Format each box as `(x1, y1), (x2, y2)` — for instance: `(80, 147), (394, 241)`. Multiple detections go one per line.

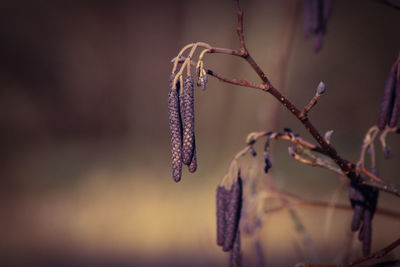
(348, 54), (399, 256)
(168, 74), (197, 182)
(348, 169), (379, 256)
(302, 0), (334, 52)
(378, 53), (400, 131)
(216, 173), (243, 267)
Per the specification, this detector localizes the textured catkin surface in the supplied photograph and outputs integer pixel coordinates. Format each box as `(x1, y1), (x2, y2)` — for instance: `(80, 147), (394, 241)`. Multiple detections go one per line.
(230, 230), (242, 267)
(223, 177), (242, 252)
(216, 186), (229, 246)
(188, 137), (197, 173)
(302, 0), (333, 52)
(181, 76), (195, 165)
(168, 74), (182, 182)
(349, 178), (379, 256)
(378, 71), (396, 130)
(389, 75), (399, 128)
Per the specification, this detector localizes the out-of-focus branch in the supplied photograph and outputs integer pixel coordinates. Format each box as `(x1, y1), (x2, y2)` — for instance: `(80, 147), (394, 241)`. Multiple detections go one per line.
(296, 237), (400, 267)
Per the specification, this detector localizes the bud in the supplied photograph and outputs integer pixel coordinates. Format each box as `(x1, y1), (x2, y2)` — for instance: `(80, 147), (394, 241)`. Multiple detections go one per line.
(316, 81), (326, 95)
(249, 147), (257, 157)
(324, 130), (333, 144)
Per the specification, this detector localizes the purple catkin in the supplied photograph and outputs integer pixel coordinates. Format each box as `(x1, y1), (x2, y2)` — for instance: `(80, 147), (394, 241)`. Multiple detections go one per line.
(310, 0), (320, 33)
(322, 0), (334, 30)
(223, 175), (243, 252)
(168, 74), (182, 182)
(302, 0), (312, 38)
(384, 146), (393, 160)
(361, 210), (372, 256)
(349, 181), (364, 231)
(389, 79), (399, 128)
(378, 71), (396, 130)
(351, 205), (364, 232)
(217, 186), (229, 246)
(303, 0), (333, 52)
(182, 76), (195, 165)
(188, 138), (197, 173)
(349, 173), (379, 256)
(229, 230), (242, 267)
(313, 32), (323, 52)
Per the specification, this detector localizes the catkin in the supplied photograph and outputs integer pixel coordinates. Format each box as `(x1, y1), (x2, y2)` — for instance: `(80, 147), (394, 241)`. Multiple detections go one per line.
(302, 0), (312, 38)
(182, 76), (195, 165)
(349, 181), (364, 231)
(229, 230), (242, 267)
(349, 172), (379, 256)
(389, 79), (399, 128)
(216, 186), (229, 246)
(378, 71), (396, 130)
(361, 210), (372, 256)
(223, 175), (243, 252)
(188, 137), (197, 173)
(168, 74), (183, 182)
(302, 0), (333, 52)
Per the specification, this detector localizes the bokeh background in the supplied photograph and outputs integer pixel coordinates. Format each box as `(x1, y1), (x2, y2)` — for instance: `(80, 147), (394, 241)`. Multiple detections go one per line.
(1, 0), (400, 266)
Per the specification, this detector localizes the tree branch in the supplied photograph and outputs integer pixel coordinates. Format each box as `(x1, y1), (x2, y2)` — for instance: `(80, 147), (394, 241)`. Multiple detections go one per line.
(205, 0), (400, 197)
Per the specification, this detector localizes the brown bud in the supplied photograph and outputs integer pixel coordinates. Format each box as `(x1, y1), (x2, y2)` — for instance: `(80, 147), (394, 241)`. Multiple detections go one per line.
(168, 74), (182, 182)
(181, 76), (195, 165)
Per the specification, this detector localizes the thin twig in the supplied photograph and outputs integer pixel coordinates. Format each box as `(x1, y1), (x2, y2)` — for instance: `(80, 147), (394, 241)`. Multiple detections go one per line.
(204, 0), (400, 197)
(347, 238), (400, 267)
(296, 238), (400, 267)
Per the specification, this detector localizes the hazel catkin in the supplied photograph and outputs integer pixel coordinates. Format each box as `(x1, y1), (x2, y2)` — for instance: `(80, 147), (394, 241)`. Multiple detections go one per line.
(223, 174), (243, 252)
(188, 137), (197, 173)
(181, 76), (196, 165)
(216, 185), (229, 246)
(378, 71), (396, 130)
(348, 173), (379, 256)
(389, 78), (400, 128)
(229, 230), (242, 267)
(168, 74), (183, 182)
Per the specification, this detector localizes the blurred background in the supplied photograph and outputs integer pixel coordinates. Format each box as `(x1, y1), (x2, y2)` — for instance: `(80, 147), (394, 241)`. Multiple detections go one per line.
(1, 0), (400, 266)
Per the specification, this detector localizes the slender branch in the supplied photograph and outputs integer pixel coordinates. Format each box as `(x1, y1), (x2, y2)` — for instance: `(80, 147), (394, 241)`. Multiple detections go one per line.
(299, 82), (326, 120)
(263, 191), (400, 220)
(297, 238), (400, 267)
(206, 69), (266, 90)
(171, 0), (400, 197)
(347, 238), (400, 267)
(377, 0), (400, 10)
(217, 0), (400, 197)
(234, 0), (246, 52)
